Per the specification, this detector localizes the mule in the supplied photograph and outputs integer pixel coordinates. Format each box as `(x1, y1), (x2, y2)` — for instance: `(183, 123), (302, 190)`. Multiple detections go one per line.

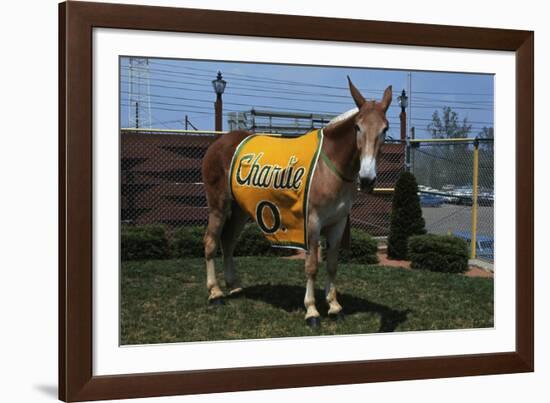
(201, 77), (391, 327)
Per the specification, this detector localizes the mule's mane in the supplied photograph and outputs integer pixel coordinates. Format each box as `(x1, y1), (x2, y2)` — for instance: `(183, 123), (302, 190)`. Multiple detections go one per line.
(326, 108), (358, 129)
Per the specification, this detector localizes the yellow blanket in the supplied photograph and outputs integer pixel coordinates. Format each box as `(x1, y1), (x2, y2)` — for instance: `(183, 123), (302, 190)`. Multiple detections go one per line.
(229, 129), (323, 250)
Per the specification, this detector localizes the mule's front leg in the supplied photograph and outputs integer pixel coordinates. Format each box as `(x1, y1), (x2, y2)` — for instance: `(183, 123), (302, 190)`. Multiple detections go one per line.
(325, 218), (347, 320)
(304, 240), (321, 328)
(325, 247), (344, 319)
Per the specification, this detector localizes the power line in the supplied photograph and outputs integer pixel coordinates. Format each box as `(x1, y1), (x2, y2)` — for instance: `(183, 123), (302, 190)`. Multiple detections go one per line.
(121, 103), (230, 115)
(122, 67), (495, 109)
(413, 95), (493, 105)
(122, 71), (378, 100)
(123, 100), (403, 128)
(121, 90), (348, 115)
(145, 60), (494, 97)
(121, 79), (492, 113)
(147, 61), (380, 92)
(411, 117), (493, 125)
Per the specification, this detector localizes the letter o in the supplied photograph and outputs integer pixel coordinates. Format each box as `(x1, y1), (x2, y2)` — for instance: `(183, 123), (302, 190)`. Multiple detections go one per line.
(255, 201), (281, 234)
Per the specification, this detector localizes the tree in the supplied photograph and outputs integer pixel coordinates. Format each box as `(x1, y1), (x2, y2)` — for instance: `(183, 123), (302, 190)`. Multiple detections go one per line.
(478, 126), (494, 139)
(427, 106), (472, 139)
(416, 107), (473, 189)
(477, 126), (494, 190)
(387, 172), (426, 260)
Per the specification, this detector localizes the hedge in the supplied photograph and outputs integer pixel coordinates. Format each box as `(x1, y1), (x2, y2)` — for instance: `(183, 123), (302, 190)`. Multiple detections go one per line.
(122, 224), (378, 262)
(338, 229), (379, 264)
(172, 224), (292, 258)
(408, 234), (469, 274)
(121, 225), (171, 261)
(172, 226), (207, 259)
(233, 224), (292, 257)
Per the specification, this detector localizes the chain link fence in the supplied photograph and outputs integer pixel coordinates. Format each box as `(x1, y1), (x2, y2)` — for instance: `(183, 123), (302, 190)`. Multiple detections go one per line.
(411, 139), (494, 261)
(350, 141), (405, 236)
(121, 129), (216, 229)
(120, 129), (493, 262)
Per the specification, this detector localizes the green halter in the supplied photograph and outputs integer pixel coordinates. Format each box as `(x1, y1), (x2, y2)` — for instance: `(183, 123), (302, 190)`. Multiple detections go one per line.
(319, 149), (359, 183)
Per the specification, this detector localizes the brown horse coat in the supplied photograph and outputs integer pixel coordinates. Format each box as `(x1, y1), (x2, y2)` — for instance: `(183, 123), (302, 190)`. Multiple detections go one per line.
(201, 78), (391, 326)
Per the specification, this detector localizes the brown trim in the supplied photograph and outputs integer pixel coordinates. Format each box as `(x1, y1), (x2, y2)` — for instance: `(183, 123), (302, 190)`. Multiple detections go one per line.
(59, 1), (534, 401)
(65, 1), (531, 50)
(515, 33), (535, 370)
(58, 2), (66, 401)
(73, 352), (529, 401)
(60, 2), (94, 400)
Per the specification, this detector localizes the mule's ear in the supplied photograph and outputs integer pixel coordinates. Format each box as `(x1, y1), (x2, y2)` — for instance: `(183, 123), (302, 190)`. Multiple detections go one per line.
(380, 85), (392, 112)
(347, 76), (365, 108)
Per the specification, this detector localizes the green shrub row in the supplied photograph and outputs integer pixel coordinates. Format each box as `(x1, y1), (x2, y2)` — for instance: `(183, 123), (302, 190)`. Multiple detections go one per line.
(338, 229), (379, 264)
(171, 225), (206, 258)
(121, 225), (467, 274)
(408, 234), (469, 274)
(121, 224), (379, 263)
(121, 225), (171, 261)
(121, 224), (298, 261)
(172, 224), (292, 259)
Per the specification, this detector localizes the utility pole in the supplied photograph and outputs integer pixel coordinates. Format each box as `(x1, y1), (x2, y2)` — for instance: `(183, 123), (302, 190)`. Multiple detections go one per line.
(411, 126), (416, 172)
(400, 102), (407, 141)
(135, 101), (139, 129)
(408, 72), (412, 136)
(407, 73), (413, 172)
(127, 57), (152, 128)
(215, 96), (222, 131)
(398, 89), (410, 171)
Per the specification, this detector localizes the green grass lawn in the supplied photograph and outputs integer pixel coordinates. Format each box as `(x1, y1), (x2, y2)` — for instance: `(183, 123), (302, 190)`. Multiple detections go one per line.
(121, 257), (493, 344)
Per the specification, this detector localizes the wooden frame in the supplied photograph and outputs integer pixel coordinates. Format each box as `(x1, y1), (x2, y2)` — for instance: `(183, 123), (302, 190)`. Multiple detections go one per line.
(59, 1), (534, 401)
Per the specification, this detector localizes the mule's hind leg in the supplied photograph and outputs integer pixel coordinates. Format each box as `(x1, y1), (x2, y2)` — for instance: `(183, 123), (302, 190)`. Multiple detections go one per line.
(324, 217), (347, 319)
(221, 202), (248, 295)
(205, 210), (227, 302)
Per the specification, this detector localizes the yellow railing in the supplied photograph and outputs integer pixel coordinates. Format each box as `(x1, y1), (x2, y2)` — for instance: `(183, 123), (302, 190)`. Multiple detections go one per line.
(470, 140), (480, 259)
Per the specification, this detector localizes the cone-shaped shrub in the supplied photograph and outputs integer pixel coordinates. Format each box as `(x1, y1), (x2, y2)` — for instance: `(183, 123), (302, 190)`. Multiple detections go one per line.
(387, 171), (426, 259)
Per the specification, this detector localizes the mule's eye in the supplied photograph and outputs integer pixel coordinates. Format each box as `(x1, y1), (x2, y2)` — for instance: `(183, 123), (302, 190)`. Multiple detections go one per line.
(354, 124), (361, 133)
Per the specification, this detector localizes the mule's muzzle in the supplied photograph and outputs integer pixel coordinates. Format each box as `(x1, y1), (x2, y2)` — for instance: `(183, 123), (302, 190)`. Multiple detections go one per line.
(359, 177), (376, 193)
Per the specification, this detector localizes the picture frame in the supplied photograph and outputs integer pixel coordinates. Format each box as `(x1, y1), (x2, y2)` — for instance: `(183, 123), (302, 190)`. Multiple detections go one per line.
(59, 1), (534, 401)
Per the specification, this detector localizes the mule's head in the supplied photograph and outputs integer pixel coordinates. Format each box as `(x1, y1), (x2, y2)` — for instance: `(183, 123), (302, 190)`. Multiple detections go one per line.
(347, 77), (392, 192)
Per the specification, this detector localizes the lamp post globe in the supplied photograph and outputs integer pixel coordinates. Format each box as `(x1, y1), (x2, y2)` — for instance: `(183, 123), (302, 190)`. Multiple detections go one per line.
(212, 71), (226, 95)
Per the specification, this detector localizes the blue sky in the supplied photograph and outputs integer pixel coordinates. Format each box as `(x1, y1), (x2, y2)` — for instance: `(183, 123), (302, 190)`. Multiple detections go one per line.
(120, 57), (494, 140)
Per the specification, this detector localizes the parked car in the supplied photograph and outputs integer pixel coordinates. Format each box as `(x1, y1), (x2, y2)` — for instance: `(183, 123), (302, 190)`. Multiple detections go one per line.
(419, 194), (445, 207)
(478, 192), (494, 206)
(452, 231), (494, 261)
(441, 195), (460, 204)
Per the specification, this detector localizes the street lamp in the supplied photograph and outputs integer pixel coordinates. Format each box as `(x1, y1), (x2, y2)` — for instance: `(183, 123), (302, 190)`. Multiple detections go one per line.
(397, 89), (408, 112)
(212, 71), (226, 132)
(397, 89), (408, 141)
